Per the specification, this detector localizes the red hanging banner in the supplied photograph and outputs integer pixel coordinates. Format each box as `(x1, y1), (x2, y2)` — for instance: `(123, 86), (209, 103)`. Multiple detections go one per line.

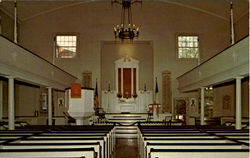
(71, 84), (82, 98)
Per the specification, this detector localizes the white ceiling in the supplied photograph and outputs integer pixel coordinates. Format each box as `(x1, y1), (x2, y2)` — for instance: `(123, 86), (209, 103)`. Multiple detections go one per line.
(0, 0), (248, 22)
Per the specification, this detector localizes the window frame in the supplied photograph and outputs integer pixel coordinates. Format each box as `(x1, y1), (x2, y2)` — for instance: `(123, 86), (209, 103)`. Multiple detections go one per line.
(176, 34), (200, 60)
(53, 33), (80, 59)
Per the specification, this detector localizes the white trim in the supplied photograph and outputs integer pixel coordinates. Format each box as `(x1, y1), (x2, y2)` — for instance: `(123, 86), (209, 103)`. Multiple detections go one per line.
(235, 76), (243, 130)
(8, 77), (15, 130)
(200, 87), (205, 125)
(0, 80), (3, 120)
(114, 56), (139, 99)
(131, 68), (133, 95)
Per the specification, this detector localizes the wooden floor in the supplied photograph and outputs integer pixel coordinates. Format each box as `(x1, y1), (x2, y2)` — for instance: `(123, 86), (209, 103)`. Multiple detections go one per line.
(113, 138), (139, 158)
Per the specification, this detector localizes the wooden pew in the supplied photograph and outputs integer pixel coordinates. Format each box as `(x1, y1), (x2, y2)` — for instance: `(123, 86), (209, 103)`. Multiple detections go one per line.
(13, 137), (107, 158)
(1, 143), (101, 158)
(141, 138), (241, 158)
(149, 149), (249, 158)
(0, 125), (115, 158)
(37, 131), (113, 158)
(145, 143), (248, 158)
(0, 148), (96, 158)
(138, 126), (249, 158)
(142, 134), (249, 139)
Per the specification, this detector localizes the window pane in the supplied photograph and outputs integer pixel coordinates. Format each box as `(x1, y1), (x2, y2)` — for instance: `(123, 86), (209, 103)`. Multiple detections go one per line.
(177, 35), (199, 59)
(56, 35), (77, 58)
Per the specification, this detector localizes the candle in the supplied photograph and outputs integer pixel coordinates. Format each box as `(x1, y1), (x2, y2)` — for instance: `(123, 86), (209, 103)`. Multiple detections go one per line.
(108, 81), (111, 91)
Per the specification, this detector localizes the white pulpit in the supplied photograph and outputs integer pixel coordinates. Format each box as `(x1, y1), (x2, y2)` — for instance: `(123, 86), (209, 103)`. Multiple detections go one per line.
(66, 88), (94, 125)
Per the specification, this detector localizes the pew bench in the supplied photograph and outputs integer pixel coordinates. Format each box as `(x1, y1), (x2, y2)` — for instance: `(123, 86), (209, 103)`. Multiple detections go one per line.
(139, 138), (236, 157)
(12, 137), (106, 158)
(145, 143), (248, 158)
(0, 148), (96, 158)
(37, 131), (114, 158)
(149, 149), (249, 158)
(0, 142), (101, 158)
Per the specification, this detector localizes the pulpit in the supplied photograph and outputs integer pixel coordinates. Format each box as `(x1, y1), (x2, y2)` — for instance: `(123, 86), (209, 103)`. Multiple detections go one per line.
(65, 87), (94, 125)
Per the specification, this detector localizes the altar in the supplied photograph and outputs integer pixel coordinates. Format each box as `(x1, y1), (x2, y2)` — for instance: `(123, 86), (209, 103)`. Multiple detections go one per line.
(101, 56), (153, 113)
(102, 90), (153, 113)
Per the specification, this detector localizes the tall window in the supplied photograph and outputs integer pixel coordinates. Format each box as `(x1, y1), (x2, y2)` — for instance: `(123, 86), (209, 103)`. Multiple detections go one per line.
(177, 36), (199, 58)
(55, 35), (77, 58)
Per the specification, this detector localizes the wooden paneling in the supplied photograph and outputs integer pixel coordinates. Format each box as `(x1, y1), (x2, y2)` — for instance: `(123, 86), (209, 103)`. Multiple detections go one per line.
(123, 68), (131, 98)
(82, 71), (92, 88)
(133, 68), (136, 95)
(162, 71), (172, 113)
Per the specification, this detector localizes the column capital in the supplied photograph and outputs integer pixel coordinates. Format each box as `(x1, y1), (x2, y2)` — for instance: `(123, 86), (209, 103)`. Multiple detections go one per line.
(200, 87), (206, 90)
(46, 87), (53, 89)
(235, 76), (244, 80)
(6, 76), (15, 79)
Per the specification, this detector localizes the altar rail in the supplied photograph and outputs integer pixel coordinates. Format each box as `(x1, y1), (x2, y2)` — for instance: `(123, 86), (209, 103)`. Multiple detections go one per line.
(0, 35), (77, 90)
(177, 36), (249, 92)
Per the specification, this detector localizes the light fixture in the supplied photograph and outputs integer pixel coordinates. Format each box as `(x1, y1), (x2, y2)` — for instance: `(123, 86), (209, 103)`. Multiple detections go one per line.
(112, 0), (142, 40)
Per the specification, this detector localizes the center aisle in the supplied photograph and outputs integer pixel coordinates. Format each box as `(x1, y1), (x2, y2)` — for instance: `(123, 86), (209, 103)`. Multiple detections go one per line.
(113, 138), (139, 158)
(105, 113), (145, 158)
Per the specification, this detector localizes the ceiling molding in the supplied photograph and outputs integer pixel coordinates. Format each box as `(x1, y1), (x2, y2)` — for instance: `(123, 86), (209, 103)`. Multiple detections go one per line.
(0, 7), (21, 23)
(234, 10), (248, 24)
(8, 0), (238, 22)
(21, 1), (86, 21)
(164, 1), (229, 21)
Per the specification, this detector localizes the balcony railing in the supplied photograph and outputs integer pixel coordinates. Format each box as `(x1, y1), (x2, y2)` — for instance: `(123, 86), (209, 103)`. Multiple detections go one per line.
(0, 35), (77, 90)
(177, 36), (249, 92)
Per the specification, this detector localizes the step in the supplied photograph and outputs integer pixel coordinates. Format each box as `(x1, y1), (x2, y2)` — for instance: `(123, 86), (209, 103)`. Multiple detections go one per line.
(115, 125), (138, 138)
(116, 133), (137, 138)
(116, 130), (137, 134)
(105, 113), (149, 119)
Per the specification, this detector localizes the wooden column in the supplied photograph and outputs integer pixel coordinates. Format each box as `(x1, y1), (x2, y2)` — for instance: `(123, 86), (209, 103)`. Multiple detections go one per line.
(47, 87), (52, 125)
(200, 87), (205, 125)
(8, 77), (15, 130)
(0, 80), (3, 120)
(235, 77), (243, 130)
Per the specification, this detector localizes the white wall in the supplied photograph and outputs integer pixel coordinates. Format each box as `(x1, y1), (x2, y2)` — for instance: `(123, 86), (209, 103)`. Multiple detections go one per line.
(213, 79), (249, 118)
(0, 1), (246, 116)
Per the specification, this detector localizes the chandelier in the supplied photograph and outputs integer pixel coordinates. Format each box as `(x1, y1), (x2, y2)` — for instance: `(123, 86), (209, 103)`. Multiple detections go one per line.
(112, 0), (142, 40)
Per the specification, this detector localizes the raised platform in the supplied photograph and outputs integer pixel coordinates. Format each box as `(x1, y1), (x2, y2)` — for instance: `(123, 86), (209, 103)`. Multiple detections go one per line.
(105, 113), (149, 125)
(105, 113), (149, 138)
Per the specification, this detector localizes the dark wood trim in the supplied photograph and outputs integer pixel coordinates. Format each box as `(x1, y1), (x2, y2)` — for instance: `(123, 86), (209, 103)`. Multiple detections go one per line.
(133, 68), (136, 94)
